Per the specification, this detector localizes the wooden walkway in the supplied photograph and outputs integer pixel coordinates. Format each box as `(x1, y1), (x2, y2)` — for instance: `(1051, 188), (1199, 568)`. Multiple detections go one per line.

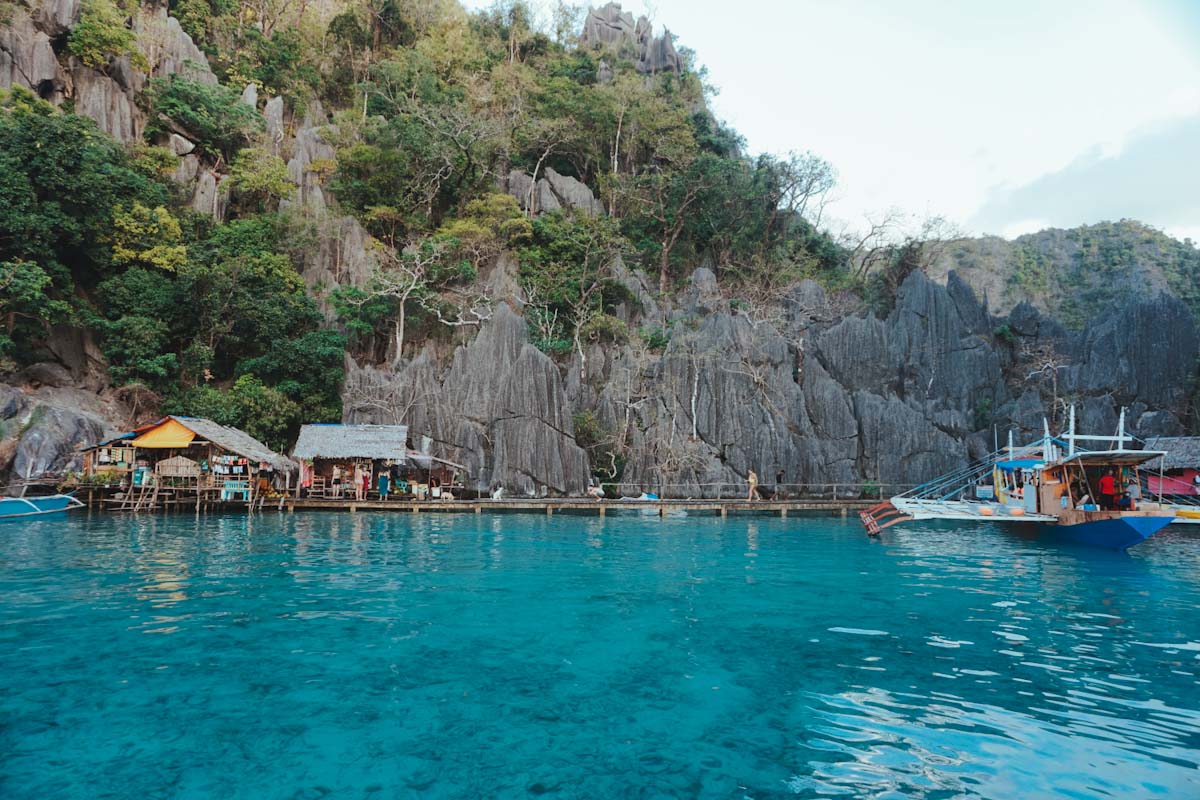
(280, 498), (877, 517)
(78, 487), (880, 517)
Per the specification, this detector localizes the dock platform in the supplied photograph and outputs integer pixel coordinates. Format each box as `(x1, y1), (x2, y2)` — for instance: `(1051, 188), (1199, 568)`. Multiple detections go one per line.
(279, 498), (877, 517)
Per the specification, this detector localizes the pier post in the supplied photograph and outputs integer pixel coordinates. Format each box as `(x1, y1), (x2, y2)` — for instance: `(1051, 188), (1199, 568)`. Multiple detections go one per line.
(780, 508), (788, 518)
(546, 506), (553, 516)
(474, 505), (481, 514)
(350, 503), (357, 513)
(599, 505), (606, 518)
(840, 507), (847, 518)
(720, 505), (728, 518)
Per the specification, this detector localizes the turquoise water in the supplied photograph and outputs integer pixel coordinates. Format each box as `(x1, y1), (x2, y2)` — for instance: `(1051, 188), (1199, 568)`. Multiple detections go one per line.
(2, 513), (1199, 799)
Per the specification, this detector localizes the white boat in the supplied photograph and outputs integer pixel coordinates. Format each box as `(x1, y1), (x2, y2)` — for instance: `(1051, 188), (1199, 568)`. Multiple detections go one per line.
(861, 407), (1175, 550)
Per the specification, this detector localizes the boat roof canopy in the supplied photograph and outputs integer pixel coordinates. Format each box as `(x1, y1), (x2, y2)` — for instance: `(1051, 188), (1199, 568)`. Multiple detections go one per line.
(996, 459), (1043, 471)
(1061, 449), (1166, 467)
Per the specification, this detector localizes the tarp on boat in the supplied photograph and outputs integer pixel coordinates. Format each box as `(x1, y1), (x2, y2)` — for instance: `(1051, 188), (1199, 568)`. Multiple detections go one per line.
(996, 459), (1042, 471)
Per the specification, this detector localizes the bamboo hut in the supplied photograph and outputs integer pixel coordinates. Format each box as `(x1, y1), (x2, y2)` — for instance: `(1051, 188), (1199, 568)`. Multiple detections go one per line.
(81, 416), (295, 508)
(292, 424), (466, 500)
(1144, 436), (1200, 496)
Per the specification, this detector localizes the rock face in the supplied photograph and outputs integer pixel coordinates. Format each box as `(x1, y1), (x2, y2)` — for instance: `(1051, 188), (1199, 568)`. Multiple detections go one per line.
(285, 107), (336, 211)
(338, 261), (1199, 497)
(506, 168), (603, 216)
(33, 0), (81, 36)
(135, 7), (216, 85)
(70, 64), (145, 142)
(344, 304), (590, 496)
(0, 383), (118, 491)
(190, 169), (229, 220)
(0, 7), (67, 100)
(580, 2), (681, 74)
(2, 2), (216, 142)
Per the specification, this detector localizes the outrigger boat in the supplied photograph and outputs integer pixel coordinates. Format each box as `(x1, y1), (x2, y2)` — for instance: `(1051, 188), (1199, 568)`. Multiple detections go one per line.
(0, 493), (84, 521)
(860, 407), (1176, 550)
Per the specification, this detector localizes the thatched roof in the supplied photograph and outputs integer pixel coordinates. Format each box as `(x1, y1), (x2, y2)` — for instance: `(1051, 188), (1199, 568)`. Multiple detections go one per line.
(1143, 437), (1200, 470)
(173, 417), (296, 473)
(293, 424), (410, 461)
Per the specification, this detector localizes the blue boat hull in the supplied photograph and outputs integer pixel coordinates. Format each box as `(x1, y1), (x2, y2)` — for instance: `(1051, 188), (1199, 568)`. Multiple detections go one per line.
(0, 494), (80, 520)
(1038, 516), (1174, 550)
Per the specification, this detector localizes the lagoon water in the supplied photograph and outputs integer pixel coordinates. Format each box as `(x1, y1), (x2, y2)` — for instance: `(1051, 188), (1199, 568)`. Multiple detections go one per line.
(1, 512), (1198, 799)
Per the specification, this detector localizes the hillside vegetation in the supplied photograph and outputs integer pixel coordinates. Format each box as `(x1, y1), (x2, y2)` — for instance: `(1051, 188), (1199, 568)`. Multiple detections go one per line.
(931, 221), (1200, 327)
(2, 0), (1198, 459)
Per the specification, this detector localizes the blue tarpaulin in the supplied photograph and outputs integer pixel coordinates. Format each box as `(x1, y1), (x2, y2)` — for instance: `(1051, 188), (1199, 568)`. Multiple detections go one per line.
(996, 459), (1043, 471)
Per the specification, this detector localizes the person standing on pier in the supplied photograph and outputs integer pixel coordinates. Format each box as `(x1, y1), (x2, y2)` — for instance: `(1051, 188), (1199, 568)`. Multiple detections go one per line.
(353, 462), (365, 501)
(747, 470), (761, 501)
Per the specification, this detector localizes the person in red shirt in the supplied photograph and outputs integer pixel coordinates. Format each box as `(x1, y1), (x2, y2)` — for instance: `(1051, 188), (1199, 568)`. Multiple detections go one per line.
(1097, 471), (1116, 510)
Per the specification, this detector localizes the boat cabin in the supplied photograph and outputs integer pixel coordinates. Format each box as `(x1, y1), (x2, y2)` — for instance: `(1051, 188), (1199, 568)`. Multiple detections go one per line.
(982, 408), (1165, 522)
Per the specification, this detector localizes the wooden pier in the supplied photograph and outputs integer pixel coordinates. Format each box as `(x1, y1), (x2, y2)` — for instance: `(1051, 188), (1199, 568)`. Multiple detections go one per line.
(280, 497), (877, 517)
(76, 486), (880, 517)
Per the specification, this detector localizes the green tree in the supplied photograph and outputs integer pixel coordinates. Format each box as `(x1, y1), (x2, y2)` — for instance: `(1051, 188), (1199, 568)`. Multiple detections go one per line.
(144, 77), (263, 160)
(0, 261), (70, 370)
(69, 0), (148, 72)
(109, 202), (188, 272)
(228, 148), (294, 213)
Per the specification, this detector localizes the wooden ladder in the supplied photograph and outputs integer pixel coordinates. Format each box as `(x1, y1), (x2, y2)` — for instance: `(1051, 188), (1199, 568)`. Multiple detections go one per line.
(859, 501), (912, 536)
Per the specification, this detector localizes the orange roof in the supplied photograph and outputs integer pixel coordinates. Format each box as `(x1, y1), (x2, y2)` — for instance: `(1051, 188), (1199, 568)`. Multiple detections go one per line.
(131, 418), (197, 449)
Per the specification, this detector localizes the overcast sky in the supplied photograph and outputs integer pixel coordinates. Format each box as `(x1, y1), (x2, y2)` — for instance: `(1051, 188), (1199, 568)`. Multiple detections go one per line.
(464, 0), (1200, 243)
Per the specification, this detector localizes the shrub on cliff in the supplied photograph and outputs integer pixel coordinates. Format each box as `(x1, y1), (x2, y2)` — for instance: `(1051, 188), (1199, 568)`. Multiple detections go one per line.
(69, 0), (147, 72)
(143, 77), (262, 160)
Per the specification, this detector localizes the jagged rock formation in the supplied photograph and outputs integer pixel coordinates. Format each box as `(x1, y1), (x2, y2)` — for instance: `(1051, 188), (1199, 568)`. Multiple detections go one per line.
(580, 2), (681, 75)
(336, 263), (1198, 497)
(343, 304), (589, 496)
(506, 167), (605, 216)
(1, 0), (215, 142)
(0, 5), (67, 101)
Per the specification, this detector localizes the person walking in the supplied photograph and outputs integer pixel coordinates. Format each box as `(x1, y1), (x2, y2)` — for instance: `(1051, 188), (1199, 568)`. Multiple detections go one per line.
(352, 462), (364, 501)
(747, 470), (761, 501)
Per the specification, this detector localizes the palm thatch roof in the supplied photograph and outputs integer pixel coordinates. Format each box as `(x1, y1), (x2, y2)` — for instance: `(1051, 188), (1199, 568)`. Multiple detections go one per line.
(292, 424), (410, 461)
(1143, 437), (1200, 470)
(172, 417), (296, 473)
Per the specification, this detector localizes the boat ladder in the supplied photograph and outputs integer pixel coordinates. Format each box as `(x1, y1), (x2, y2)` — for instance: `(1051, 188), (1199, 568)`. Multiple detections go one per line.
(859, 501), (912, 536)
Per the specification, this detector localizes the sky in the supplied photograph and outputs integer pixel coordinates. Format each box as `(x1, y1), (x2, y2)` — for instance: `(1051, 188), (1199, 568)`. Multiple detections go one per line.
(462, 0), (1200, 243)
